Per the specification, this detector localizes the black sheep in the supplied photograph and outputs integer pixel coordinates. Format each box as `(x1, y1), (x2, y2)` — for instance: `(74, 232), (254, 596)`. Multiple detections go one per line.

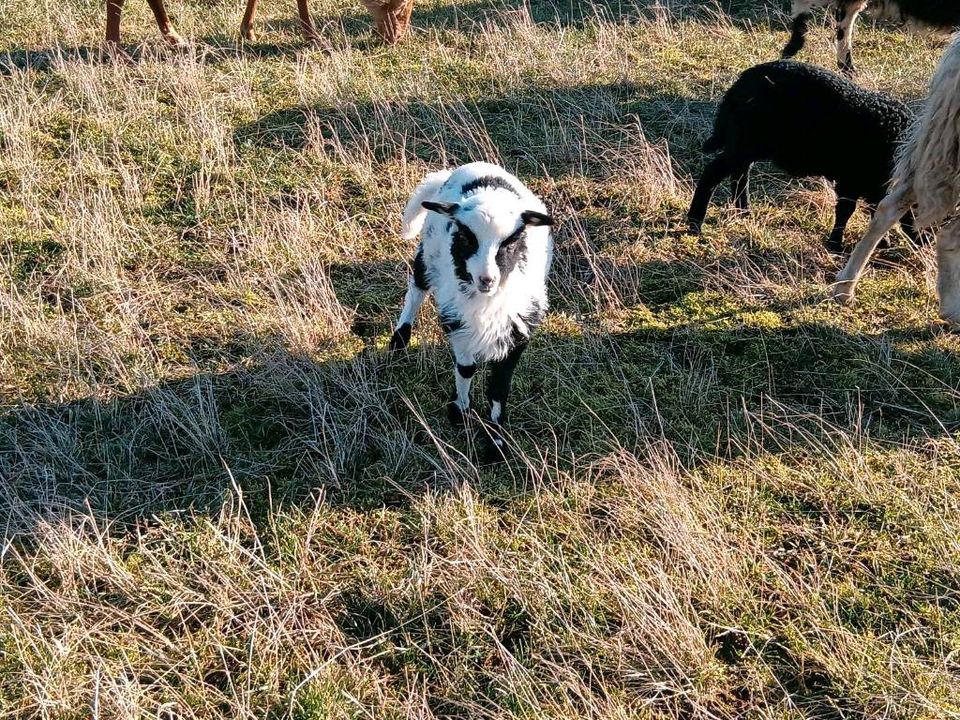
(687, 60), (918, 252)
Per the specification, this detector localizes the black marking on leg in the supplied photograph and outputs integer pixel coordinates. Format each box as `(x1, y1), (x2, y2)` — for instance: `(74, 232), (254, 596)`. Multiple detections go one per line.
(487, 343), (527, 418)
(389, 323), (412, 351)
(412, 247), (430, 291)
(456, 363), (477, 379)
(836, 26), (845, 41)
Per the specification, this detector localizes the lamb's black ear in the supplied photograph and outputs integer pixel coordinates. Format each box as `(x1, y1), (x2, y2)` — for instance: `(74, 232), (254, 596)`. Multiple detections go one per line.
(521, 210), (554, 227)
(423, 201), (459, 216)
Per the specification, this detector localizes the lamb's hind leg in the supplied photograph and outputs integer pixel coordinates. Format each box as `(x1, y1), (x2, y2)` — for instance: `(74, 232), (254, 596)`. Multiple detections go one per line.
(835, 0), (867, 75)
(295, 0), (325, 46)
(936, 218), (960, 328)
(389, 248), (429, 351)
(833, 185), (914, 304)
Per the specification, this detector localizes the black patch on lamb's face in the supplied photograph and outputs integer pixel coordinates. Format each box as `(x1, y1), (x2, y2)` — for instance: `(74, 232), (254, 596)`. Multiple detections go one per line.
(461, 175), (522, 198)
(450, 220), (479, 285)
(495, 225), (528, 281)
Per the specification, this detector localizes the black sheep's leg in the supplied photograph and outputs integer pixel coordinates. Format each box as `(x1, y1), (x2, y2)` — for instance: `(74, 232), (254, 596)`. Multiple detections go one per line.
(482, 340), (528, 462)
(731, 162), (752, 211)
(826, 193), (858, 254)
(687, 154), (737, 234)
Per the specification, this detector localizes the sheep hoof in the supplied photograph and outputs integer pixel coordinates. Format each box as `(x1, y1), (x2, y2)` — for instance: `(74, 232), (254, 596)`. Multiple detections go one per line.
(388, 324), (411, 352)
(686, 217), (702, 236)
(240, 26), (257, 43)
(824, 239), (845, 255)
(831, 281), (856, 306)
(164, 31), (188, 48)
(447, 401), (468, 426)
(481, 433), (510, 464)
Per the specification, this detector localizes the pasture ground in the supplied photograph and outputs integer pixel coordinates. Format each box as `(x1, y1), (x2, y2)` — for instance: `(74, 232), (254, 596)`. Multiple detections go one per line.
(1, 0), (959, 717)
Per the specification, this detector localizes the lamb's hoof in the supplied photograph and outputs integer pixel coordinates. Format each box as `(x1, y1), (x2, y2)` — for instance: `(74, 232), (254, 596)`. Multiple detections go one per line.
(388, 324), (411, 352)
(686, 217), (703, 236)
(480, 424), (510, 464)
(481, 434), (510, 464)
(240, 27), (257, 43)
(447, 401), (469, 426)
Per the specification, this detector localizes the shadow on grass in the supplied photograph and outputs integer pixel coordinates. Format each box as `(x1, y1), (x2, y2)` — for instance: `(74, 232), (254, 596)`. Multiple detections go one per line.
(232, 81), (717, 180)
(3, 289), (958, 522)
(2, 257), (958, 718)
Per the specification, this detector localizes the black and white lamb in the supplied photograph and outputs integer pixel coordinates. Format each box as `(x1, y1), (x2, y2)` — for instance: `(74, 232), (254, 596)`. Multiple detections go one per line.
(687, 59), (918, 253)
(389, 162), (554, 461)
(783, 0), (960, 75)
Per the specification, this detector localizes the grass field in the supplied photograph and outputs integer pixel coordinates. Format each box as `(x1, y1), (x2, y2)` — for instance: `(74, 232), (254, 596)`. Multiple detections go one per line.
(1, 0), (959, 717)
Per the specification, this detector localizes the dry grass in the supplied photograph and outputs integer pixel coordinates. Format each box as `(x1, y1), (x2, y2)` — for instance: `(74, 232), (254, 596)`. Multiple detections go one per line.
(1, 0), (960, 718)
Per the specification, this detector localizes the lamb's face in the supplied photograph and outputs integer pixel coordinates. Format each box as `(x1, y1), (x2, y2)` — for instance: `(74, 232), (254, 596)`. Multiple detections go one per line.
(423, 196), (552, 296)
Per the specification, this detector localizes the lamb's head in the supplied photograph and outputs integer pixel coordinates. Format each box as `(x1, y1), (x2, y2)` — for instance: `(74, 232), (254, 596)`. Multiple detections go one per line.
(423, 196), (552, 296)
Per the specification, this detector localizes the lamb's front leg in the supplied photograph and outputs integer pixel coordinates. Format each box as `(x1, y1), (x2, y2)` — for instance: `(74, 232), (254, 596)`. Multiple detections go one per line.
(448, 350), (477, 425)
(390, 248), (429, 350)
(482, 341), (528, 461)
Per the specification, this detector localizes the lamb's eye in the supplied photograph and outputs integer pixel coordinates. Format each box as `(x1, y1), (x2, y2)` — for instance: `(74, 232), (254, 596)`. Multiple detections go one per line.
(453, 229), (478, 256)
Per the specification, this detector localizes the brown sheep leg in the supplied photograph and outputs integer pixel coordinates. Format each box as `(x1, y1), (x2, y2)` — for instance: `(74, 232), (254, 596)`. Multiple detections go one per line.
(106, 0), (124, 45)
(107, 0), (183, 49)
(240, 0), (260, 41)
(146, 0), (185, 46)
(241, 0), (324, 46)
(365, 0), (414, 45)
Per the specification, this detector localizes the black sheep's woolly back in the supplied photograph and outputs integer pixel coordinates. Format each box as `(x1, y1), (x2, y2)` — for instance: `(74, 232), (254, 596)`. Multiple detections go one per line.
(706, 60), (913, 204)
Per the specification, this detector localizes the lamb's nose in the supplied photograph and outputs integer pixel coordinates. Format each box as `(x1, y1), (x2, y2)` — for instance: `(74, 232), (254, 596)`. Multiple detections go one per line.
(477, 275), (495, 292)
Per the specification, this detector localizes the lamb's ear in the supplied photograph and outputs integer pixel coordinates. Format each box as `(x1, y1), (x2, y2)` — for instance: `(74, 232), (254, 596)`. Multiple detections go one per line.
(422, 201), (459, 216)
(521, 210), (554, 227)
